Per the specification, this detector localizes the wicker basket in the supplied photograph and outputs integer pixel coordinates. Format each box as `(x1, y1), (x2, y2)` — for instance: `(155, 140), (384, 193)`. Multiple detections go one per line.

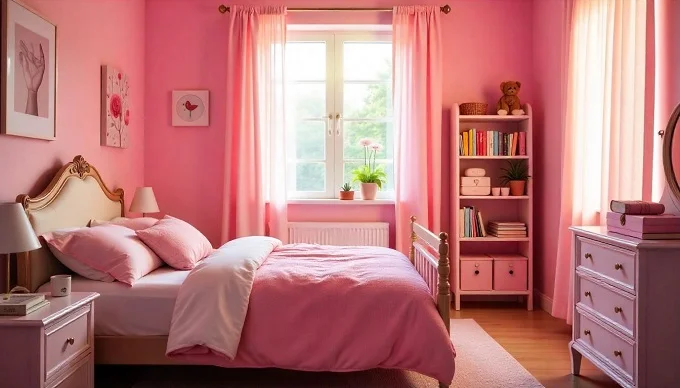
(459, 102), (488, 115)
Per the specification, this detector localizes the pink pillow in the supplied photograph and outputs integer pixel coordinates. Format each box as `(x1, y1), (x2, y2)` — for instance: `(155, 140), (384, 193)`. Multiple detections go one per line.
(90, 217), (159, 231)
(136, 215), (213, 270)
(42, 224), (163, 286)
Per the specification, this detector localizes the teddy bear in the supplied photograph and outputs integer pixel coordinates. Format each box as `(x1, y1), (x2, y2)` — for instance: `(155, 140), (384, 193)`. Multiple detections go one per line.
(496, 81), (525, 115)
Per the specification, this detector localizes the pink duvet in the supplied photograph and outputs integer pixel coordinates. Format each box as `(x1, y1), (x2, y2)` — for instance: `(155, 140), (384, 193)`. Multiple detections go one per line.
(169, 243), (456, 384)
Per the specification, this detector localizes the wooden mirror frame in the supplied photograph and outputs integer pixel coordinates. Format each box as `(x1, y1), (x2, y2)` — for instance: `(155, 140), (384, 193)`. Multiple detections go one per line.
(663, 102), (680, 202)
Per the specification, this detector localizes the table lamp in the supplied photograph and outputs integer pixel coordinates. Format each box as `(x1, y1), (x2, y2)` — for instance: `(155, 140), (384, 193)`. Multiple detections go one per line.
(0, 203), (41, 294)
(129, 187), (160, 217)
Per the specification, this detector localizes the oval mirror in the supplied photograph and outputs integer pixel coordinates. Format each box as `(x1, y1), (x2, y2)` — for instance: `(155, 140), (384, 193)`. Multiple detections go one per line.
(663, 102), (680, 210)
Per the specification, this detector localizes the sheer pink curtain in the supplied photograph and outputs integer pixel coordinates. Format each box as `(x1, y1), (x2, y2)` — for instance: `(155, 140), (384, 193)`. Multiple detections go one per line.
(552, 0), (647, 323)
(393, 6), (443, 254)
(222, 6), (288, 243)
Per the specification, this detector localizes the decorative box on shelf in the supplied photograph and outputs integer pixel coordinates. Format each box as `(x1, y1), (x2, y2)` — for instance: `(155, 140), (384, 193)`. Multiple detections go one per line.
(606, 212), (680, 239)
(460, 176), (490, 196)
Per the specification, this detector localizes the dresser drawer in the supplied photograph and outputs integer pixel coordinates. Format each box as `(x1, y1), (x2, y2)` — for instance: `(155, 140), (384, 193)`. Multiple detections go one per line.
(578, 276), (635, 337)
(577, 237), (636, 292)
(45, 306), (91, 381)
(577, 312), (635, 380)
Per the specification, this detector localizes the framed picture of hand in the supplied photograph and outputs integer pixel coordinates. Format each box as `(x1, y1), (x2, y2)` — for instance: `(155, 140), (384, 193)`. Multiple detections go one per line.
(1, 0), (56, 140)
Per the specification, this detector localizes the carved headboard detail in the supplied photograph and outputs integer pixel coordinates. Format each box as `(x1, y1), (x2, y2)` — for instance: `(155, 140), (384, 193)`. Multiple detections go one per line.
(16, 155), (124, 291)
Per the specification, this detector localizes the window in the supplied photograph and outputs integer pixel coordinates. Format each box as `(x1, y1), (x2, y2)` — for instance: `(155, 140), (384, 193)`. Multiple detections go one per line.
(285, 32), (394, 199)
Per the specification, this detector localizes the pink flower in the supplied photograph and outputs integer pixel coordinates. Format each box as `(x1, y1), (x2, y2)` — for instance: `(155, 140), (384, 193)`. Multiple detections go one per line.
(358, 138), (373, 147)
(109, 94), (122, 119)
(370, 143), (384, 152)
(124, 109), (130, 126)
(117, 73), (122, 80)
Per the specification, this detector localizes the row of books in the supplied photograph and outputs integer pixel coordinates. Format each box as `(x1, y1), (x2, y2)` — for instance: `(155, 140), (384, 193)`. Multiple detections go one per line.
(459, 129), (527, 157)
(488, 221), (527, 238)
(459, 207), (487, 237)
(0, 293), (50, 316)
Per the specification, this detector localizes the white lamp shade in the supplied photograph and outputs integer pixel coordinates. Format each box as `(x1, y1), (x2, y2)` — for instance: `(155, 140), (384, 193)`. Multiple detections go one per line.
(0, 203), (41, 254)
(129, 187), (160, 214)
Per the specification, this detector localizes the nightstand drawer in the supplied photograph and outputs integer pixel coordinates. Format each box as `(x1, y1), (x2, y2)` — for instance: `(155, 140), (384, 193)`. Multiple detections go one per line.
(48, 353), (92, 388)
(577, 236), (636, 292)
(45, 306), (91, 381)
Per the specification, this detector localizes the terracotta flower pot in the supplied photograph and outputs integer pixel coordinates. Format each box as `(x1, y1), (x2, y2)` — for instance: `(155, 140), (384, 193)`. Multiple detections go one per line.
(339, 191), (355, 200)
(509, 180), (526, 196)
(360, 183), (378, 200)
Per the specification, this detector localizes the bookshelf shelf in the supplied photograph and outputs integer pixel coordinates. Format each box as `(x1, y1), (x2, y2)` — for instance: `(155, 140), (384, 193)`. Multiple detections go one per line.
(459, 115), (530, 123)
(460, 237), (530, 242)
(459, 156), (529, 160)
(460, 196), (530, 200)
(451, 103), (534, 311)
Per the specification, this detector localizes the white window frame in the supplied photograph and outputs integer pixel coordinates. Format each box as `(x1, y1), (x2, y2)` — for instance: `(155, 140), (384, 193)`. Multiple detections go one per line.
(286, 31), (393, 200)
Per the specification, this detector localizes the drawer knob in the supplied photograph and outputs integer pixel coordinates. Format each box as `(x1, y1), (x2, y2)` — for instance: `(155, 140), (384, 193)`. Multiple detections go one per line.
(614, 306), (622, 313)
(614, 263), (623, 270)
(583, 329), (591, 336)
(474, 270), (480, 275)
(585, 253), (593, 260)
(614, 350), (622, 357)
(66, 337), (74, 346)
(584, 291), (591, 297)
(509, 270), (514, 275)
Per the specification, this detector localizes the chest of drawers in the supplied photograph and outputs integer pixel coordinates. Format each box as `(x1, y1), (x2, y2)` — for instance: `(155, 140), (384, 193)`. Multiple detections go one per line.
(570, 226), (680, 388)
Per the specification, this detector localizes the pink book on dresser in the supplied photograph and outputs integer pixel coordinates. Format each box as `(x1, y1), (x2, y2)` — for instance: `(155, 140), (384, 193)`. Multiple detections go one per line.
(609, 200), (665, 215)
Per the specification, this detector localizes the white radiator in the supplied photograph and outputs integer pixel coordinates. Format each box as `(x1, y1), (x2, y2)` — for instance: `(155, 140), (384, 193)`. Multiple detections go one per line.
(287, 222), (389, 247)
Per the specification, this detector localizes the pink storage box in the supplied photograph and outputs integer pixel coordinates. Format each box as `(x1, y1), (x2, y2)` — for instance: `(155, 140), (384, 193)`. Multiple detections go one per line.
(491, 254), (528, 291)
(460, 255), (492, 291)
(606, 212), (680, 235)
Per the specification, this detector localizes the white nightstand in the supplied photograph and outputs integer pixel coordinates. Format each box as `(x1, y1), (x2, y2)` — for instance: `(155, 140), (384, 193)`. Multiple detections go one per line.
(0, 292), (99, 388)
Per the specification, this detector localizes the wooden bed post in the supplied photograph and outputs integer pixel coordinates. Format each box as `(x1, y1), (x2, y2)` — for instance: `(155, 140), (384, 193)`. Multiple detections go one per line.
(409, 216), (417, 264)
(437, 232), (451, 334)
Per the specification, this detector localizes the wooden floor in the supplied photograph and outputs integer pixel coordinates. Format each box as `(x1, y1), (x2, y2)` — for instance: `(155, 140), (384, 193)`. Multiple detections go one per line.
(455, 302), (619, 388)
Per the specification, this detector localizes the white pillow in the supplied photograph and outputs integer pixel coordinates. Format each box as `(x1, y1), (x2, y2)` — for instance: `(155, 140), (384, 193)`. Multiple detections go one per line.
(43, 227), (115, 282)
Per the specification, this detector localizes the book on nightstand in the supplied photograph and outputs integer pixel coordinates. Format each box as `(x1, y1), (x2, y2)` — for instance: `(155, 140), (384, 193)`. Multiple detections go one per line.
(0, 293), (50, 316)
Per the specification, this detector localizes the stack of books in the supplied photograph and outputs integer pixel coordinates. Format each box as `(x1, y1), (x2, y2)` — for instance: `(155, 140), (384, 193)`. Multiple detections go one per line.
(459, 129), (526, 157)
(607, 200), (680, 239)
(488, 221), (527, 238)
(459, 207), (487, 237)
(0, 293), (50, 316)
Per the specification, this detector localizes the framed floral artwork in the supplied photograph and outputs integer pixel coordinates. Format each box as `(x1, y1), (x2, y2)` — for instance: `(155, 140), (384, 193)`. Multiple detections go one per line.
(172, 90), (209, 127)
(101, 65), (130, 148)
(1, 0), (57, 140)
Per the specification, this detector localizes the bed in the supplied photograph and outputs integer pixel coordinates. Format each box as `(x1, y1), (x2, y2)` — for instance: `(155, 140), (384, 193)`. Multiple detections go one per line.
(16, 155), (455, 387)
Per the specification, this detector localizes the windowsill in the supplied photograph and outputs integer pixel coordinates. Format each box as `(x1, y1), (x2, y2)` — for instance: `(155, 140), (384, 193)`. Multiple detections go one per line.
(288, 199), (395, 205)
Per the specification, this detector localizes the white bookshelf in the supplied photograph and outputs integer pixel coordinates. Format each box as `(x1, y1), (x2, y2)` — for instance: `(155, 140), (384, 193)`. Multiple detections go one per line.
(450, 103), (534, 311)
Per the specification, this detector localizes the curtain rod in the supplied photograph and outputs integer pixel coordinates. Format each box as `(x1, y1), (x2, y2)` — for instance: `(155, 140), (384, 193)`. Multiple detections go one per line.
(218, 4), (451, 14)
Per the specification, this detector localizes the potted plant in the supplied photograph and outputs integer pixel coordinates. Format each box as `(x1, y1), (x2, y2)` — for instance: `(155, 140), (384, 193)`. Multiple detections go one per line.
(500, 160), (530, 196)
(339, 183), (355, 200)
(351, 139), (387, 200)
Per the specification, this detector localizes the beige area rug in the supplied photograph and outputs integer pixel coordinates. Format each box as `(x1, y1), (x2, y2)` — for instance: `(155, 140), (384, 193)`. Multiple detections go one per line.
(95, 319), (543, 388)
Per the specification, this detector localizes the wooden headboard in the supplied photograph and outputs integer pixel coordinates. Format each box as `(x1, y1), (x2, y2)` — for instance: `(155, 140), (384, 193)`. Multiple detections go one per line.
(16, 155), (124, 291)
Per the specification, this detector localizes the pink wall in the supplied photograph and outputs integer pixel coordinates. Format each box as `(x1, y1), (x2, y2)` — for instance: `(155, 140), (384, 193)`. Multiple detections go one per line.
(0, 0), (146, 202)
(0, 0), (145, 291)
(144, 0), (537, 247)
(531, 0), (567, 300)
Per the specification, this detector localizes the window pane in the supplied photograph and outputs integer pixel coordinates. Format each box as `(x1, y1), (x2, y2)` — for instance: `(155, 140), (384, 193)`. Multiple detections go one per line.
(344, 161), (394, 192)
(286, 42), (326, 81)
(294, 120), (325, 159)
(344, 42), (392, 81)
(287, 83), (326, 119)
(343, 83), (392, 119)
(295, 162), (326, 192)
(343, 121), (393, 159)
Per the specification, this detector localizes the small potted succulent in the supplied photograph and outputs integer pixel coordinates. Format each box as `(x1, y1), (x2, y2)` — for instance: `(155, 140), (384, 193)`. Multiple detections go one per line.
(500, 160), (530, 196)
(339, 183), (355, 200)
(351, 138), (387, 200)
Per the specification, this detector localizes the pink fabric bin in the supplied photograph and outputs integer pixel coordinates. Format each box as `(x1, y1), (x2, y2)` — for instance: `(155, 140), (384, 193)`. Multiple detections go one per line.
(460, 255), (492, 290)
(492, 255), (528, 291)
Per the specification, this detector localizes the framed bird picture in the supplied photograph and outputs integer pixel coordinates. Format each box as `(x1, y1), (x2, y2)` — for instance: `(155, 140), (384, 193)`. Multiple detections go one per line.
(172, 90), (209, 127)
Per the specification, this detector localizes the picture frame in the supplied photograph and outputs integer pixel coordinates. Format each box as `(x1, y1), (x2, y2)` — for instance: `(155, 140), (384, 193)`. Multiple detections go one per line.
(101, 65), (130, 148)
(172, 90), (209, 127)
(1, 0), (56, 140)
